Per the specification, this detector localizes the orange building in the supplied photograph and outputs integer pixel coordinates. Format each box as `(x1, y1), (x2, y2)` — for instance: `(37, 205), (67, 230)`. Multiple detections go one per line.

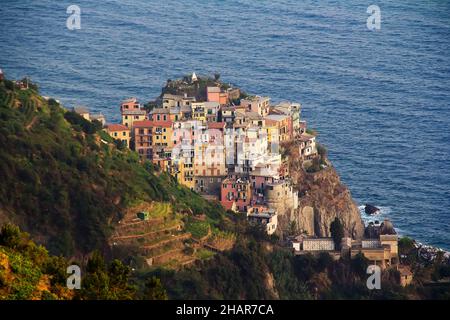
(207, 86), (229, 105)
(133, 120), (154, 160)
(105, 124), (131, 148)
(265, 114), (292, 142)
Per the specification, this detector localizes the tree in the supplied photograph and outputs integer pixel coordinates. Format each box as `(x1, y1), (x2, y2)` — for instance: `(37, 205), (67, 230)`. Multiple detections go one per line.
(351, 252), (369, 278)
(143, 276), (168, 300)
(0, 223), (21, 248)
(330, 217), (344, 250)
(78, 252), (136, 300)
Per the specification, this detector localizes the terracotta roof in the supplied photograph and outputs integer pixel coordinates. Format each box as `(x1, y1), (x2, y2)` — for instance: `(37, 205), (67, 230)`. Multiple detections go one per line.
(152, 120), (173, 127)
(133, 120), (154, 128)
(106, 124), (129, 131)
(208, 122), (226, 129)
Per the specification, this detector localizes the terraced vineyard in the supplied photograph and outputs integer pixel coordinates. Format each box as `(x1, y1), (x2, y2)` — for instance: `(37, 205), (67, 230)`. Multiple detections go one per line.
(110, 201), (217, 269)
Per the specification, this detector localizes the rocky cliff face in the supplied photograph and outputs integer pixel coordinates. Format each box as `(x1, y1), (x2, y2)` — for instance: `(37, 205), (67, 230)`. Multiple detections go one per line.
(279, 145), (365, 240)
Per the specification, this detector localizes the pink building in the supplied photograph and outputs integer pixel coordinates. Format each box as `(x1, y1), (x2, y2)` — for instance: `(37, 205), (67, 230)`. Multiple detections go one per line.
(220, 176), (252, 212)
(120, 97), (141, 111)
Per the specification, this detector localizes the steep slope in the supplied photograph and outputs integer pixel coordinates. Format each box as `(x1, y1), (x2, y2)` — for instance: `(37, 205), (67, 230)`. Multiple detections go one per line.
(0, 78), (224, 257)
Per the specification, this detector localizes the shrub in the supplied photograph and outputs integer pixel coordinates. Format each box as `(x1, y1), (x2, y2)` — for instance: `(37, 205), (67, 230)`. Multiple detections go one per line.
(0, 224), (22, 248)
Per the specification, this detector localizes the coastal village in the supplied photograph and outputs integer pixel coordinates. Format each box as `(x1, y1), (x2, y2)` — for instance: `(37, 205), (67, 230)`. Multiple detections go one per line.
(75, 73), (314, 237)
(69, 73), (411, 281)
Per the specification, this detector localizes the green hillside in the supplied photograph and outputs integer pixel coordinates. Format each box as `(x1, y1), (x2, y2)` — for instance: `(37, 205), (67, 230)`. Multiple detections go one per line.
(0, 78), (224, 257)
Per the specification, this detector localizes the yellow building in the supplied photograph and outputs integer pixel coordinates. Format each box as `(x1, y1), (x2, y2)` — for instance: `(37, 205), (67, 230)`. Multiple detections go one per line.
(266, 124), (280, 154)
(175, 157), (195, 190)
(192, 102), (206, 122)
(350, 233), (399, 269)
(105, 124), (131, 148)
(151, 120), (174, 171)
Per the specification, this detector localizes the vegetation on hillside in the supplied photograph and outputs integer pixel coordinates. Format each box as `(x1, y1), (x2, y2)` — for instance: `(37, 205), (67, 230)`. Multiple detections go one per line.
(0, 223), (166, 300)
(0, 77), (225, 257)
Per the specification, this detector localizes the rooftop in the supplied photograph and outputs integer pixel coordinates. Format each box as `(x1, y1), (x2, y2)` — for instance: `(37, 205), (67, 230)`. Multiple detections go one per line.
(106, 124), (129, 131)
(122, 109), (146, 115)
(208, 122), (226, 129)
(133, 120), (154, 128)
(121, 97), (138, 104)
(265, 114), (289, 122)
(207, 86), (221, 93)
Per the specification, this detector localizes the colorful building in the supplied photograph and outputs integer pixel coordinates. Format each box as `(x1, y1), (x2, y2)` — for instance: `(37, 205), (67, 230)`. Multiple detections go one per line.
(162, 93), (196, 109)
(298, 133), (317, 159)
(133, 120), (154, 160)
(247, 205), (278, 235)
(207, 86), (229, 105)
(105, 124), (131, 148)
(220, 176), (252, 212)
(151, 120), (174, 169)
(240, 96), (271, 117)
(264, 114), (292, 142)
(120, 98), (146, 128)
(192, 102), (206, 122)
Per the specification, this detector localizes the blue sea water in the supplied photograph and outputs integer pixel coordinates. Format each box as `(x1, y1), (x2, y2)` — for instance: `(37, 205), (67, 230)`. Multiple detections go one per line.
(1, 0), (449, 250)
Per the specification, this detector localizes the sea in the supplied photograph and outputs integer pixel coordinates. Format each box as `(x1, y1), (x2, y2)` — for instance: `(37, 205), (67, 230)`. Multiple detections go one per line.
(1, 0), (449, 250)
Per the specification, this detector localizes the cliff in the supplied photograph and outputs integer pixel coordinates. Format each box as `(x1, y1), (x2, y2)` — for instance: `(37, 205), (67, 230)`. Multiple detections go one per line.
(281, 144), (365, 239)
